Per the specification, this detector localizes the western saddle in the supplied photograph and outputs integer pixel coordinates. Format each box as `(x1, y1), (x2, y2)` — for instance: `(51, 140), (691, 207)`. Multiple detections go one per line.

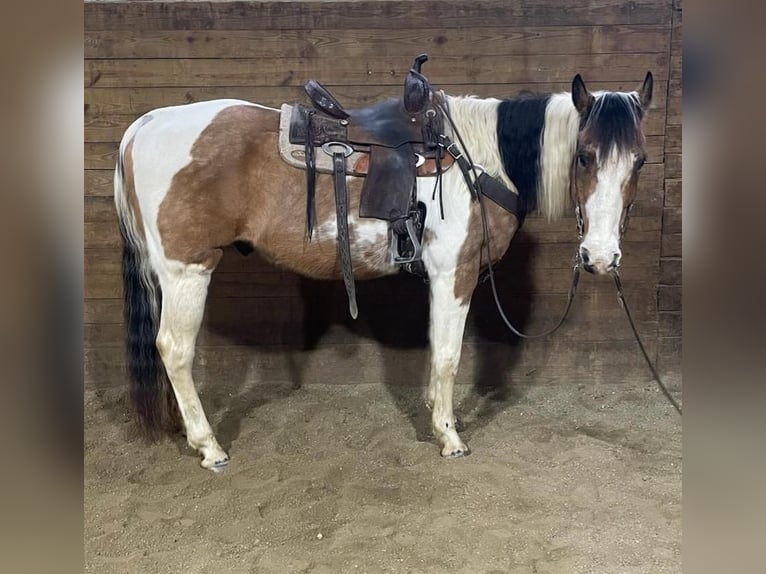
(287, 54), (447, 318)
(286, 54), (521, 319)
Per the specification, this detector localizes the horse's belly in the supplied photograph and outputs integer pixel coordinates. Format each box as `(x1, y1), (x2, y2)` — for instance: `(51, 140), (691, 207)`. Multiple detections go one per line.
(256, 209), (397, 281)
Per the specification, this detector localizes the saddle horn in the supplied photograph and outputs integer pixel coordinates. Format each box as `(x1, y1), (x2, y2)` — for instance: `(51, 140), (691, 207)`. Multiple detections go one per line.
(404, 54), (432, 114)
(412, 53), (429, 73)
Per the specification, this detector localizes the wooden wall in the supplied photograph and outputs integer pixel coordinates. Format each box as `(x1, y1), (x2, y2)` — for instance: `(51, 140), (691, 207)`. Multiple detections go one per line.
(658, 0), (682, 380)
(84, 0), (681, 392)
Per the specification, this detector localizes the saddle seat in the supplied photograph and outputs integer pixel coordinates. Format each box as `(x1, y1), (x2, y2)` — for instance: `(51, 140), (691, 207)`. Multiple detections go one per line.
(288, 55), (446, 226)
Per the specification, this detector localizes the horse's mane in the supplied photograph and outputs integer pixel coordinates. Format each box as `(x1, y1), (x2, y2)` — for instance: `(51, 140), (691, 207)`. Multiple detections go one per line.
(586, 92), (644, 158)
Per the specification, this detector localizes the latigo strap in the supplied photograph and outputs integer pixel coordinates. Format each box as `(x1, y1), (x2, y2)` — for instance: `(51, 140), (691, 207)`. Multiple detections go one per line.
(332, 148), (358, 319)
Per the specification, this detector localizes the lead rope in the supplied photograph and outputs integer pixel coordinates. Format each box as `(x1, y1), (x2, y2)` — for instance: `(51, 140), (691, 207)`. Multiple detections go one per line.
(611, 269), (682, 415)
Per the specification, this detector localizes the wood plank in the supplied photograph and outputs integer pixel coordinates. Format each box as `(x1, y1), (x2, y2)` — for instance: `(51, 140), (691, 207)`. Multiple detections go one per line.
(84, 83), (668, 137)
(664, 152), (681, 179)
(665, 124), (681, 153)
(85, 25), (671, 59)
(84, 1), (673, 32)
(657, 336), (681, 378)
(658, 285), (682, 312)
(659, 312), (682, 338)
(85, 81), (670, 118)
(85, 238), (662, 278)
(85, 142), (117, 170)
(84, 260), (659, 301)
(667, 77), (681, 126)
(84, 337), (659, 390)
(85, 309), (658, 350)
(663, 207), (682, 234)
(86, 111), (668, 147)
(85, 53), (669, 89)
(85, 169), (113, 197)
(661, 233), (681, 257)
(85, 196), (115, 223)
(664, 178), (681, 207)
(659, 257), (681, 285)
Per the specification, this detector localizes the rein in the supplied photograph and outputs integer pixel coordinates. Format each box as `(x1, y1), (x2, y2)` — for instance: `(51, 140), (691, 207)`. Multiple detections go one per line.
(435, 98), (582, 340)
(435, 98), (682, 415)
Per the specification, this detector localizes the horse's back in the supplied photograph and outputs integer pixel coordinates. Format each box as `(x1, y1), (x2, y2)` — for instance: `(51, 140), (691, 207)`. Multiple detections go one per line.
(124, 99), (275, 157)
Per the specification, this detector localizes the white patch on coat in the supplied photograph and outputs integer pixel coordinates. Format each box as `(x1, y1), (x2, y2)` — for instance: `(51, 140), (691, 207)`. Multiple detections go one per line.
(314, 196), (395, 274)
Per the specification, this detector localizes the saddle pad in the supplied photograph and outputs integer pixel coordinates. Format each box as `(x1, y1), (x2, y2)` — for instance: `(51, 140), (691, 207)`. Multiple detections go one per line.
(278, 104), (368, 176)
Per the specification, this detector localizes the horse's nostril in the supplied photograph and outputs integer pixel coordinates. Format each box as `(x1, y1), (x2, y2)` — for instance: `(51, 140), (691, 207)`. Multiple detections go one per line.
(580, 247), (591, 265)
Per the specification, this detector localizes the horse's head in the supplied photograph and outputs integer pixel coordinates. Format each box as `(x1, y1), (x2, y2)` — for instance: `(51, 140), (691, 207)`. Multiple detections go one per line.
(570, 72), (653, 274)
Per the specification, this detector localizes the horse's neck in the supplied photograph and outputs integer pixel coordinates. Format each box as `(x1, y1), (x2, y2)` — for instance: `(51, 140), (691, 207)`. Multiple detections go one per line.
(444, 93), (577, 219)
(443, 95), (509, 185)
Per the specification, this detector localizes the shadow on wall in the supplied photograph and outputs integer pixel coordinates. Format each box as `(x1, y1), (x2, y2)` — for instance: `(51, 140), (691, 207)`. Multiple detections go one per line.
(199, 234), (539, 444)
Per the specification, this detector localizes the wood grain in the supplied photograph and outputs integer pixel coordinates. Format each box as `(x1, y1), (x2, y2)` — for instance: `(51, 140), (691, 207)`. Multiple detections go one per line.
(84, 1), (673, 32)
(85, 25), (671, 59)
(85, 53), (669, 89)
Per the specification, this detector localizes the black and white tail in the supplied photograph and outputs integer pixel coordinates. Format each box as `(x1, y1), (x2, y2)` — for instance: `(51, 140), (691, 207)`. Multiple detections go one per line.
(113, 124), (179, 437)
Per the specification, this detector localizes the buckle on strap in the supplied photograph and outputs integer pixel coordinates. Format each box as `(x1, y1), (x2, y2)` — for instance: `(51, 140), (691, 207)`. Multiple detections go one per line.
(443, 141), (463, 161)
(322, 142), (354, 158)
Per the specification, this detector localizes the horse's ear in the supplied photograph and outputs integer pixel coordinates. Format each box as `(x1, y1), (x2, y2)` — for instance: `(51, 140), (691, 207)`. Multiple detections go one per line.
(639, 71), (653, 110)
(572, 74), (594, 116)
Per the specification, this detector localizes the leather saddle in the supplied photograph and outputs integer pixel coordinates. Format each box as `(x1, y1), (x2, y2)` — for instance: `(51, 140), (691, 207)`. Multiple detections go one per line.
(288, 54), (448, 318)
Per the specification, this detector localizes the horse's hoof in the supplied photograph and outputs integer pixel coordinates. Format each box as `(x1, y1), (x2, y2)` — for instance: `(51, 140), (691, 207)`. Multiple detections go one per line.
(209, 461), (229, 474)
(201, 454), (230, 473)
(441, 444), (471, 458)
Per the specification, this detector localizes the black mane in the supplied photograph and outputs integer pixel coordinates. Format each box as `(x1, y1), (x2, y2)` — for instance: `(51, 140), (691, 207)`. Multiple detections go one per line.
(496, 93), (551, 215)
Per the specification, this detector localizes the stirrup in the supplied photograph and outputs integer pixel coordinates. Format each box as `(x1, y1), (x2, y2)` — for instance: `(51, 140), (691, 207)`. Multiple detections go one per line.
(391, 217), (422, 265)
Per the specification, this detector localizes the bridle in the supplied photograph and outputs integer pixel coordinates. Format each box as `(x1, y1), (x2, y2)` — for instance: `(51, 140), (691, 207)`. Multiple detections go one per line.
(438, 100), (681, 415)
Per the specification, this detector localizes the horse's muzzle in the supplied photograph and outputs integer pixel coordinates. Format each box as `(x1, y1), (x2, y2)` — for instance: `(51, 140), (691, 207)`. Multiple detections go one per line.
(580, 248), (620, 275)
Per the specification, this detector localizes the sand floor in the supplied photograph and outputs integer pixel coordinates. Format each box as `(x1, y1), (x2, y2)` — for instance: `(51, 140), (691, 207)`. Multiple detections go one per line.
(85, 379), (681, 573)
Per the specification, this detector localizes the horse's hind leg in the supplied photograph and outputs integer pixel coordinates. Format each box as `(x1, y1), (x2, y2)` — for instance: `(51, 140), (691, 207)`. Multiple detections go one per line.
(156, 256), (229, 471)
(427, 272), (473, 457)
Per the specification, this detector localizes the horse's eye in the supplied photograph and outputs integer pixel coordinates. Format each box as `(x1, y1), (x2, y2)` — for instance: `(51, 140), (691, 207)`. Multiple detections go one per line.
(635, 155), (646, 171)
(577, 152), (592, 169)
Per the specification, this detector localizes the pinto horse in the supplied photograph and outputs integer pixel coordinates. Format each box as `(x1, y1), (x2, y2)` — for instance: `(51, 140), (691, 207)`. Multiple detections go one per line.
(115, 72), (653, 471)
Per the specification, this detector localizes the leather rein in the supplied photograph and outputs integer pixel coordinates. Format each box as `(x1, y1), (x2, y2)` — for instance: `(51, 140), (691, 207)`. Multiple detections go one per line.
(435, 98), (682, 416)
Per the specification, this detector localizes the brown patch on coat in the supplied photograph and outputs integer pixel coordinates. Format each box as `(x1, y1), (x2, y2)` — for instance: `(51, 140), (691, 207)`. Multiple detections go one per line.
(453, 199), (518, 304)
(157, 105), (394, 278)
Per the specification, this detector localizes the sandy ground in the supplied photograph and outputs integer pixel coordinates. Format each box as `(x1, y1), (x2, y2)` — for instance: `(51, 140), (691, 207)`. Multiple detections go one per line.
(85, 379), (681, 573)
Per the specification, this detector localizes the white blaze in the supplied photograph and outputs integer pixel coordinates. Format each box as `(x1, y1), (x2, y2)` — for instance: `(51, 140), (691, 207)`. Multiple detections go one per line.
(581, 150), (634, 269)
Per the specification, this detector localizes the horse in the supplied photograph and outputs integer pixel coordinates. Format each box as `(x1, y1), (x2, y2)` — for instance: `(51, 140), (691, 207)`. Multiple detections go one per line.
(114, 71), (653, 471)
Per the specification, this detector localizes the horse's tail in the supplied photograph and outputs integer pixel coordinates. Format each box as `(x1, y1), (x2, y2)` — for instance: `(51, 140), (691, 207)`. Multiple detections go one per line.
(114, 120), (180, 438)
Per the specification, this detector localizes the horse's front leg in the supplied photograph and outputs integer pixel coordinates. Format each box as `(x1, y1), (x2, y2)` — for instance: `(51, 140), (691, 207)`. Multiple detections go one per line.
(427, 270), (477, 457)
